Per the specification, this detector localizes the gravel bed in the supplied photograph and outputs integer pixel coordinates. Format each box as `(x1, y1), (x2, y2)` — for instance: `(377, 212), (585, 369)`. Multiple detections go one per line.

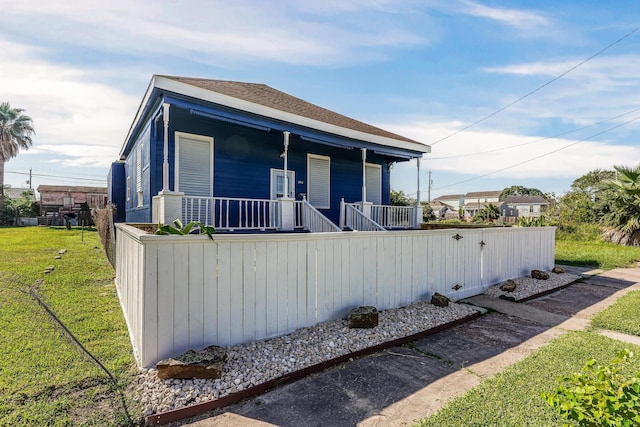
(484, 272), (581, 301)
(134, 300), (477, 416)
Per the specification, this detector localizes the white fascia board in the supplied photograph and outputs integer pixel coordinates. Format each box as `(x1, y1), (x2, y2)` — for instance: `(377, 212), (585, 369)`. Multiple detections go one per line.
(154, 76), (431, 154)
(120, 76), (159, 157)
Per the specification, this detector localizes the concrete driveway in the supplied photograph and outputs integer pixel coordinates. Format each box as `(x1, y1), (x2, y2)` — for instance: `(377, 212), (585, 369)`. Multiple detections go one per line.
(170, 266), (640, 427)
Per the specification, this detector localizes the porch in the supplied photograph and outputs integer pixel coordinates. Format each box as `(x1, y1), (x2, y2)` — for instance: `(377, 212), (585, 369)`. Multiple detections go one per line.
(152, 193), (422, 232)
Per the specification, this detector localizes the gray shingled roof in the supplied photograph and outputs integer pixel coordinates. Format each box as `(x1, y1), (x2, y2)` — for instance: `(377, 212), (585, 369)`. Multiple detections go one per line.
(465, 190), (502, 198)
(502, 196), (548, 204)
(158, 75), (421, 145)
(433, 194), (464, 200)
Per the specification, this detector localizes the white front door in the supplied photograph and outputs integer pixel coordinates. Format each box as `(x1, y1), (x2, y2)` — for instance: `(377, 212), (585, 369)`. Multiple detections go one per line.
(270, 169), (295, 199)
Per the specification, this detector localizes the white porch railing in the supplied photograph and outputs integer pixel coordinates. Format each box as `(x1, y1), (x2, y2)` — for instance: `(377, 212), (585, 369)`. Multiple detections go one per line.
(182, 196), (280, 230)
(340, 201), (386, 231)
(295, 199), (341, 232)
(371, 204), (416, 229)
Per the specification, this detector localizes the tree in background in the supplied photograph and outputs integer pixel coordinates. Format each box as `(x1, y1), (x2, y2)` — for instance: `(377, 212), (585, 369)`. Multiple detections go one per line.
(1, 188), (38, 225)
(0, 102), (35, 210)
(557, 169), (616, 224)
(390, 189), (416, 206)
(602, 165), (640, 246)
(499, 185), (546, 201)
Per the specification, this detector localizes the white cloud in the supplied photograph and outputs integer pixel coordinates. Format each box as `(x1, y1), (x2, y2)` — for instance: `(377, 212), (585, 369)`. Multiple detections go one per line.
(457, 0), (551, 30)
(0, 40), (140, 168)
(383, 120), (640, 180)
(2, 0), (428, 66)
(483, 55), (640, 126)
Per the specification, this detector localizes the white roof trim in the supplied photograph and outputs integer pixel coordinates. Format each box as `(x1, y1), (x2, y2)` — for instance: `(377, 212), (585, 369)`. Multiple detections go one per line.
(153, 76), (430, 154)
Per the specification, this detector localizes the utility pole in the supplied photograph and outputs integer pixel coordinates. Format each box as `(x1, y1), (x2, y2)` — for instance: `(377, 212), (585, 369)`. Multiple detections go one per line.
(29, 168), (32, 190)
(427, 170), (432, 203)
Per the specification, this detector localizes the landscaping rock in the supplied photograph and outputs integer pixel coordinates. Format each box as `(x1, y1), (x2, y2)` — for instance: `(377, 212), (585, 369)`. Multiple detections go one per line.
(58, 249), (67, 254)
(500, 279), (517, 293)
(348, 306), (379, 328)
(156, 345), (227, 380)
(531, 270), (549, 280)
(552, 267), (565, 274)
(431, 292), (450, 307)
(54, 255), (62, 259)
(44, 265), (55, 274)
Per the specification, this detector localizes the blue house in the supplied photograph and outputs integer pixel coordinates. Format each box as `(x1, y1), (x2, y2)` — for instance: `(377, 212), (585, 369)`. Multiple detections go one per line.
(109, 75), (430, 231)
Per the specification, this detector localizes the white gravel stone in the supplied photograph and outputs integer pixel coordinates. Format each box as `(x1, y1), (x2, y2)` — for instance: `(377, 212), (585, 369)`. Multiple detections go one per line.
(134, 299), (478, 416)
(484, 271), (580, 300)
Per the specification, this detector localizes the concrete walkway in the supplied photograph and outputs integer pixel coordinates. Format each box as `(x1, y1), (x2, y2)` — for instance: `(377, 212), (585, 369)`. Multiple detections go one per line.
(174, 266), (640, 427)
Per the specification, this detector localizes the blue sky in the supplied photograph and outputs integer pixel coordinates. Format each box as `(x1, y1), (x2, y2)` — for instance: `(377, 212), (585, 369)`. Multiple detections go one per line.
(2, 0), (640, 200)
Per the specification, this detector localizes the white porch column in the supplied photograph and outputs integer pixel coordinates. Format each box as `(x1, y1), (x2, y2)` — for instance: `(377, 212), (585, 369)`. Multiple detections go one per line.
(283, 131), (290, 198)
(361, 148), (367, 203)
(415, 157), (423, 227)
(162, 103), (170, 191)
(358, 148), (373, 218)
(278, 131), (294, 231)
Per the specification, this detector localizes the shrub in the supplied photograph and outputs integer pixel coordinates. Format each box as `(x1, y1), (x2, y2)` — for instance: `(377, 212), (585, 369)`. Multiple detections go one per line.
(541, 349), (640, 426)
(156, 219), (215, 240)
(93, 205), (116, 267)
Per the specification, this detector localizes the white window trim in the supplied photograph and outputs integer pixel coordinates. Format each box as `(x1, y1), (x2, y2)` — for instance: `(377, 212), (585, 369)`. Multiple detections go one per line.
(365, 162), (382, 205)
(307, 153), (331, 209)
(174, 132), (214, 196)
(126, 176), (131, 201)
(269, 168), (295, 200)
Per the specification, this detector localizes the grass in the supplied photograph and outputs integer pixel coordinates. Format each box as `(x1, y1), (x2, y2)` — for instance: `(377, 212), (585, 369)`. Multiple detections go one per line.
(0, 227), (140, 426)
(416, 331), (640, 426)
(592, 290), (640, 336)
(555, 223), (640, 269)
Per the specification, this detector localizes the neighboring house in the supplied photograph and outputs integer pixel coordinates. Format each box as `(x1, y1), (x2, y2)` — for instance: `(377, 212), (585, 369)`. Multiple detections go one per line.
(37, 185), (108, 225)
(432, 194), (464, 211)
(429, 200), (458, 219)
(462, 190), (501, 218)
(109, 75), (431, 230)
(500, 195), (549, 219)
(4, 187), (36, 202)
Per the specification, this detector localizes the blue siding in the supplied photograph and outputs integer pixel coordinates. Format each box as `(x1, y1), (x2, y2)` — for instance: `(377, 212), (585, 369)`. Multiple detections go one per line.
(124, 99), (405, 224)
(108, 162), (126, 222)
(124, 123), (152, 223)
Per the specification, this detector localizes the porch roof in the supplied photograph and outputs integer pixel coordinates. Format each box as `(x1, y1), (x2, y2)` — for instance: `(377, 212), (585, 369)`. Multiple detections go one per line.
(121, 75), (430, 158)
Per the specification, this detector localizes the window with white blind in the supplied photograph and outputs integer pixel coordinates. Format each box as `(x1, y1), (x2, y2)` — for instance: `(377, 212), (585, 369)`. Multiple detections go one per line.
(136, 144), (143, 207)
(365, 163), (382, 205)
(307, 154), (330, 209)
(176, 132), (213, 197)
(126, 176), (131, 201)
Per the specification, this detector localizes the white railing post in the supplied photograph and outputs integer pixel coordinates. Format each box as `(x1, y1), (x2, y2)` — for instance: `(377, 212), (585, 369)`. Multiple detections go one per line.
(153, 191), (184, 225)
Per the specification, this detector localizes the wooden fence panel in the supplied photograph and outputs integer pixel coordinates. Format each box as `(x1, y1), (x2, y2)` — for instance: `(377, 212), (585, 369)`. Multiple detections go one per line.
(115, 225), (556, 367)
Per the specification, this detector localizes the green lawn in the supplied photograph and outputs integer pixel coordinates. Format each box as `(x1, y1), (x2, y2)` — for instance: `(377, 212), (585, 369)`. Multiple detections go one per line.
(416, 331), (640, 426)
(555, 240), (640, 270)
(0, 227), (140, 426)
(592, 290), (640, 336)
(555, 223), (640, 269)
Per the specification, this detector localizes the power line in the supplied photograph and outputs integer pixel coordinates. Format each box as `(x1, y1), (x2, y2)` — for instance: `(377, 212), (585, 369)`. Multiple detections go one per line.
(430, 25), (640, 147)
(428, 106), (640, 160)
(430, 113), (640, 192)
(6, 169), (106, 183)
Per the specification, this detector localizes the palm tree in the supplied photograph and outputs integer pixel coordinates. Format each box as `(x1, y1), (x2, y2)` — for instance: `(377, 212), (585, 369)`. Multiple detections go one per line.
(475, 203), (500, 223)
(602, 165), (640, 246)
(0, 102), (35, 210)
